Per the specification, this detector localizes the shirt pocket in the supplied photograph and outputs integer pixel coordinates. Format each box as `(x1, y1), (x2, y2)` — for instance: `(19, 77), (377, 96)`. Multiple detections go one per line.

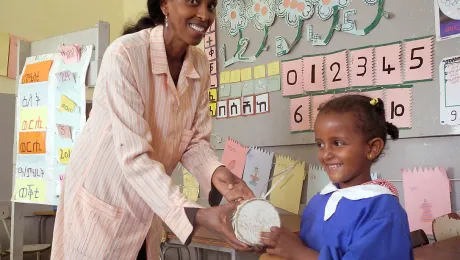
(178, 129), (194, 155)
(67, 186), (125, 259)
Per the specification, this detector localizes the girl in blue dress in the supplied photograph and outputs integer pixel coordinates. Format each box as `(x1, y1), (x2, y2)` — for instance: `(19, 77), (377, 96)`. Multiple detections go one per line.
(261, 94), (414, 260)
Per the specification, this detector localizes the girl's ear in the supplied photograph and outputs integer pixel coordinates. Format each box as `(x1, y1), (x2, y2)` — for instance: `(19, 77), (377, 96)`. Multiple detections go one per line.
(367, 138), (384, 161)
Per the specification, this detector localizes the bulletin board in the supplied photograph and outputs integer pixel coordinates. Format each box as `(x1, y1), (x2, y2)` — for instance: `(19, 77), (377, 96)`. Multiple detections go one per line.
(212, 0), (460, 149)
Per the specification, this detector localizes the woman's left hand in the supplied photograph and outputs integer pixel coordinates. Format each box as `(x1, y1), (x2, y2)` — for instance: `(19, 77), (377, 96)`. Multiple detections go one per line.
(212, 166), (255, 202)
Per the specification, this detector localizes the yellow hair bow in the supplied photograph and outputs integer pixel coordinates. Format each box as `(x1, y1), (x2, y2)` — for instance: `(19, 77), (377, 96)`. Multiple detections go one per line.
(370, 98), (379, 106)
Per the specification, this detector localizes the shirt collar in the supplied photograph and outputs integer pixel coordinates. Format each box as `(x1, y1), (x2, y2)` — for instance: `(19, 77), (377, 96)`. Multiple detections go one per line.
(149, 25), (200, 79)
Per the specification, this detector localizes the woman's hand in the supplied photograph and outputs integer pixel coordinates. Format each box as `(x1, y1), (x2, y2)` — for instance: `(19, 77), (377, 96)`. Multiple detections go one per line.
(195, 202), (251, 252)
(212, 166), (255, 202)
(260, 227), (318, 260)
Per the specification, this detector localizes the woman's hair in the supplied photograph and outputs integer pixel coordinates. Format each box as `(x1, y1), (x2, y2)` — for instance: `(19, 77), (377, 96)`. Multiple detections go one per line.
(122, 0), (165, 35)
(318, 94), (399, 145)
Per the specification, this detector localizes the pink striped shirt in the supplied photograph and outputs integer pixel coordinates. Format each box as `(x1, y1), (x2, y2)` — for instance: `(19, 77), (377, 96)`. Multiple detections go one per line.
(51, 25), (223, 260)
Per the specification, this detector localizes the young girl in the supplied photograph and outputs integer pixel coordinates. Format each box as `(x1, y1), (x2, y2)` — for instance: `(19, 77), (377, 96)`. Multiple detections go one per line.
(260, 94), (414, 260)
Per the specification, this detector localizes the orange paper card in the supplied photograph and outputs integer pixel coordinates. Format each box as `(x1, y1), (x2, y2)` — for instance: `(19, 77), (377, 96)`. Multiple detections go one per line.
(21, 60), (53, 84)
(18, 131), (46, 154)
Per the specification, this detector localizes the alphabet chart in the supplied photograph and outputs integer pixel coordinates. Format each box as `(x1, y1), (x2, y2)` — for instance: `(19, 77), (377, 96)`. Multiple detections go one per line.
(13, 44), (92, 205)
(439, 55), (460, 126)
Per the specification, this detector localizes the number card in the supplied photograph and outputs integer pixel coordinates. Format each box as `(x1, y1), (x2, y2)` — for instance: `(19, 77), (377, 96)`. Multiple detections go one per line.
(325, 50), (349, 90)
(350, 47), (374, 87)
(209, 60), (217, 75)
(241, 67), (252, 81)
(209, 102), (217, 117)
(375, 42), (403, 85)
(255, 93), (270, 114)
(210, 74), (217, 88)
(282, 58), (304, 96)
(217, 100), (228, 119)
(58, 148), (72, 164)
(209, 88), (218, 102)
(204, 33), (216, 48)
(311, 94), (334, 129)
(205, 45), (217, 61)
(303, 55), (324, 93)
(385, 87), (412, 128)
(56, 124), (72, 139)
(242, 96), (256, 116)
(290, 96), (311, 132)
(228, 98), (242, 117)
(440, 56), (460, 126)
(404, 36), (434, 83)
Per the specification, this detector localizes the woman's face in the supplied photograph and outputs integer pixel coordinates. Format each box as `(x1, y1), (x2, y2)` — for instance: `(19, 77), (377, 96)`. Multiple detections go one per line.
(164, 0), (217, 46)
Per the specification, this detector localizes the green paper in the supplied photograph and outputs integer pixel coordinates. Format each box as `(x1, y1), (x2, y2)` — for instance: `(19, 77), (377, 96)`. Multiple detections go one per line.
(230, 82), (243, 98)
(267, 75), (281, 92)
(276, 19), (304, 57)
(342, 0), (387, 36)
(219, 84), (231, 98)
(242, 80), (255, 96)
(312, 6), (340, 46)
(254, 78), (268, 94)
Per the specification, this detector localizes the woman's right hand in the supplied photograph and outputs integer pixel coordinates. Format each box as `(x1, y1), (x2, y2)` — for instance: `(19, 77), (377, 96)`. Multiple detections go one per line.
(195, 202), (251, 252)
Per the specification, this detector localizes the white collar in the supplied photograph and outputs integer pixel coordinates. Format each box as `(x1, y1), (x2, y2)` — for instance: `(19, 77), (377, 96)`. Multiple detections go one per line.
(320, 183), (396, 221)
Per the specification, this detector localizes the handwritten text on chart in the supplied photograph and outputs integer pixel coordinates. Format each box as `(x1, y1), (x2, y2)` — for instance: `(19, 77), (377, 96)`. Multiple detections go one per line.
(19, 107), (48, 130)
(17, 165), (45, 178)
(59, 45), (81, 64)
(18, 83), (48, 108)
(58, 148), (72, 164)
(18, 131), (46, 154)
(56, 124), (72, 139)
(14, 179), (46, 202)
(56, 70), (76, 85)
(58, 95), (77, 112)
(21, 60), (53, 84)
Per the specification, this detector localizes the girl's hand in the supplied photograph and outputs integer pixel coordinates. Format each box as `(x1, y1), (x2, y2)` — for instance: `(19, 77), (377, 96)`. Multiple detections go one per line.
(260, 227), (314, 260)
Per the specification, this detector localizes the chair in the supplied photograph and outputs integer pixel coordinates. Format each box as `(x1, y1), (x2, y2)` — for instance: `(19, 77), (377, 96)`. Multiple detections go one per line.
(432, 212), (460, 242)
(0, 204), (51, 260)
(410, 229), (429, 248)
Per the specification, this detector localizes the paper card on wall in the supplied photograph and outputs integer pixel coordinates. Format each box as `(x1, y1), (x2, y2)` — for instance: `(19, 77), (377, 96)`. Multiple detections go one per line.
(242, 147), (274, 197)
(241, 67), (252, 81)
(220, 71), (231, 84)
(13, 179), (47, 203)
(375, 42), (403, 85)
(402, 167), (452, 235)
(267, 61), (280, 76)
(439, 56), (460, 125)
(306, 165), (331, 204)
(303, 55), (325, 93)
(209, 60), (217, 75)
(55, 70), (76, 87)
(18, 131), (46, 154)
(311, 94), (334, 129)
(290, 96), (311, 132)
(58, 95), (77, 113)
(254, 78), (268, 94)
(361, 89), (384, 101)
(219, 84), (231, 98)
(325, 50), (349, 90)
(242, 80), (255, 96)
(15, 160), (46, 179)
(230, 82), (243, 98)
(182, 167), (200, 201)
(209, 88), (218, 102)
(19, 107), (48, 131)
(217, 100), (228, 118)
(242, 96), (256, 116)
(282, 59), (304, 96)
(269, 155), (305, 214)
(59, 44), (81, 64)
(58, 148), (72, 164)
(8, 35), (30, 79)
(385, 87), (412, 128)
(56, 124), (72, 139)
(21, 60), (54, 84)
(205, 45), (217, 61)
(210, 74), (218, 88)
(0, 32), (9, 76)
(207, 21), (216, 34)
(267, 75), (281, 92)
(221, 138), (249, 178)
(209, 102), (217, 117)
(204, 33), (216, 48)
(404, 36), (434, 83)
(228, 98), (242, 117)
(350, 46), (374, 87)
(254, 64), (266, 79)
(255, 93), (270, 114)
(230, 70), (241, 83)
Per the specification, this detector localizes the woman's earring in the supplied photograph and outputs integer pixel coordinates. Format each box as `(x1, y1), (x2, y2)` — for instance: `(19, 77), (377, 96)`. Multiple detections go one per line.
(368, 154), (373, 160)
(165, 16), (168, 28)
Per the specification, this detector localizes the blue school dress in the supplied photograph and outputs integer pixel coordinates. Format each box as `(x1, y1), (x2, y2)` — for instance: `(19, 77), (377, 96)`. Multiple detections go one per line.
(300, 180), (414, 260)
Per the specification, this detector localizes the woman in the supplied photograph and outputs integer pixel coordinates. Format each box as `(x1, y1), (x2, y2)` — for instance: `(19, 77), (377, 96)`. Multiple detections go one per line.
(50, 0), (255, 259)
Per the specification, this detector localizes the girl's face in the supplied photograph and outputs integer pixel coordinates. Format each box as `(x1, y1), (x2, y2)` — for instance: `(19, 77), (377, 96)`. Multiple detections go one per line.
(314, 111), (377, 188)
(164, 0), (217, 46)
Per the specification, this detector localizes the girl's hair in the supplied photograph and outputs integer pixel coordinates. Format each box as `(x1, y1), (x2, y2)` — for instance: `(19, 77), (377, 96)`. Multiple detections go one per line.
(318, 94), (399, 145)
(122, 0), (164, 35)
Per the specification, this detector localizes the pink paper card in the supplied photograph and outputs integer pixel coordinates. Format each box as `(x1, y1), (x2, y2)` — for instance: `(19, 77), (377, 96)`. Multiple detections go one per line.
(375, 42), (402, 85)
(59, 44), (81, 64)
(290, 96), (311, 132)
(385, 87), (412, 128)
(281, 58), (304, 96)
(303, 55), (325, 93)
(209, 60), (217, 75)
(325, 50), (349, 90)
(210, 74), (218, 88)
(204, 33), (216, 48)
(8, 35), (29, 79)
(221, 138), (249, 178)
(311, 94), (334, 129)
(402, 167), (452, 235)
(205, 45), (217, 61)
(56, 124), (72, 139)
(207, 21), (216, 34)
(350, 47), (374, 87)
(404, 37), (434, 83)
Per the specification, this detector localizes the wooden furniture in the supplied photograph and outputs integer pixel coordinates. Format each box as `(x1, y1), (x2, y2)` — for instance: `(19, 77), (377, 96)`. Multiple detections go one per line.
(413, 235), (460, 260)
(410, 229), (429, 248)
(432, 213), (460, 242)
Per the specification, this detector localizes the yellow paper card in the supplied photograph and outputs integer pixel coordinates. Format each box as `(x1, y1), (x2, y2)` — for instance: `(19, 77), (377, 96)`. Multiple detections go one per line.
(0, 32), (9, 76)
(220, 71), (231, 84)
(209, 102), (217, 116)
(269, 155), (306, 214)
(58, 148), (72, 164)
(230, 70), (241, 83)
(58, 95), (77, 112)
(267, 61), (280, 76)
(182, 167), (200, 201)
(254, 65), (266, 79)
(19, 107), (48, 131)
(14, 179), (46, 203)
(209, 88), (217, 102)
(241, 68), (252, 81)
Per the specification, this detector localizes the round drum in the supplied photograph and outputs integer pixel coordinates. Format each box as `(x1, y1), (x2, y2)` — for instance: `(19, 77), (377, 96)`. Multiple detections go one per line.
(232, 198), (281, 247)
